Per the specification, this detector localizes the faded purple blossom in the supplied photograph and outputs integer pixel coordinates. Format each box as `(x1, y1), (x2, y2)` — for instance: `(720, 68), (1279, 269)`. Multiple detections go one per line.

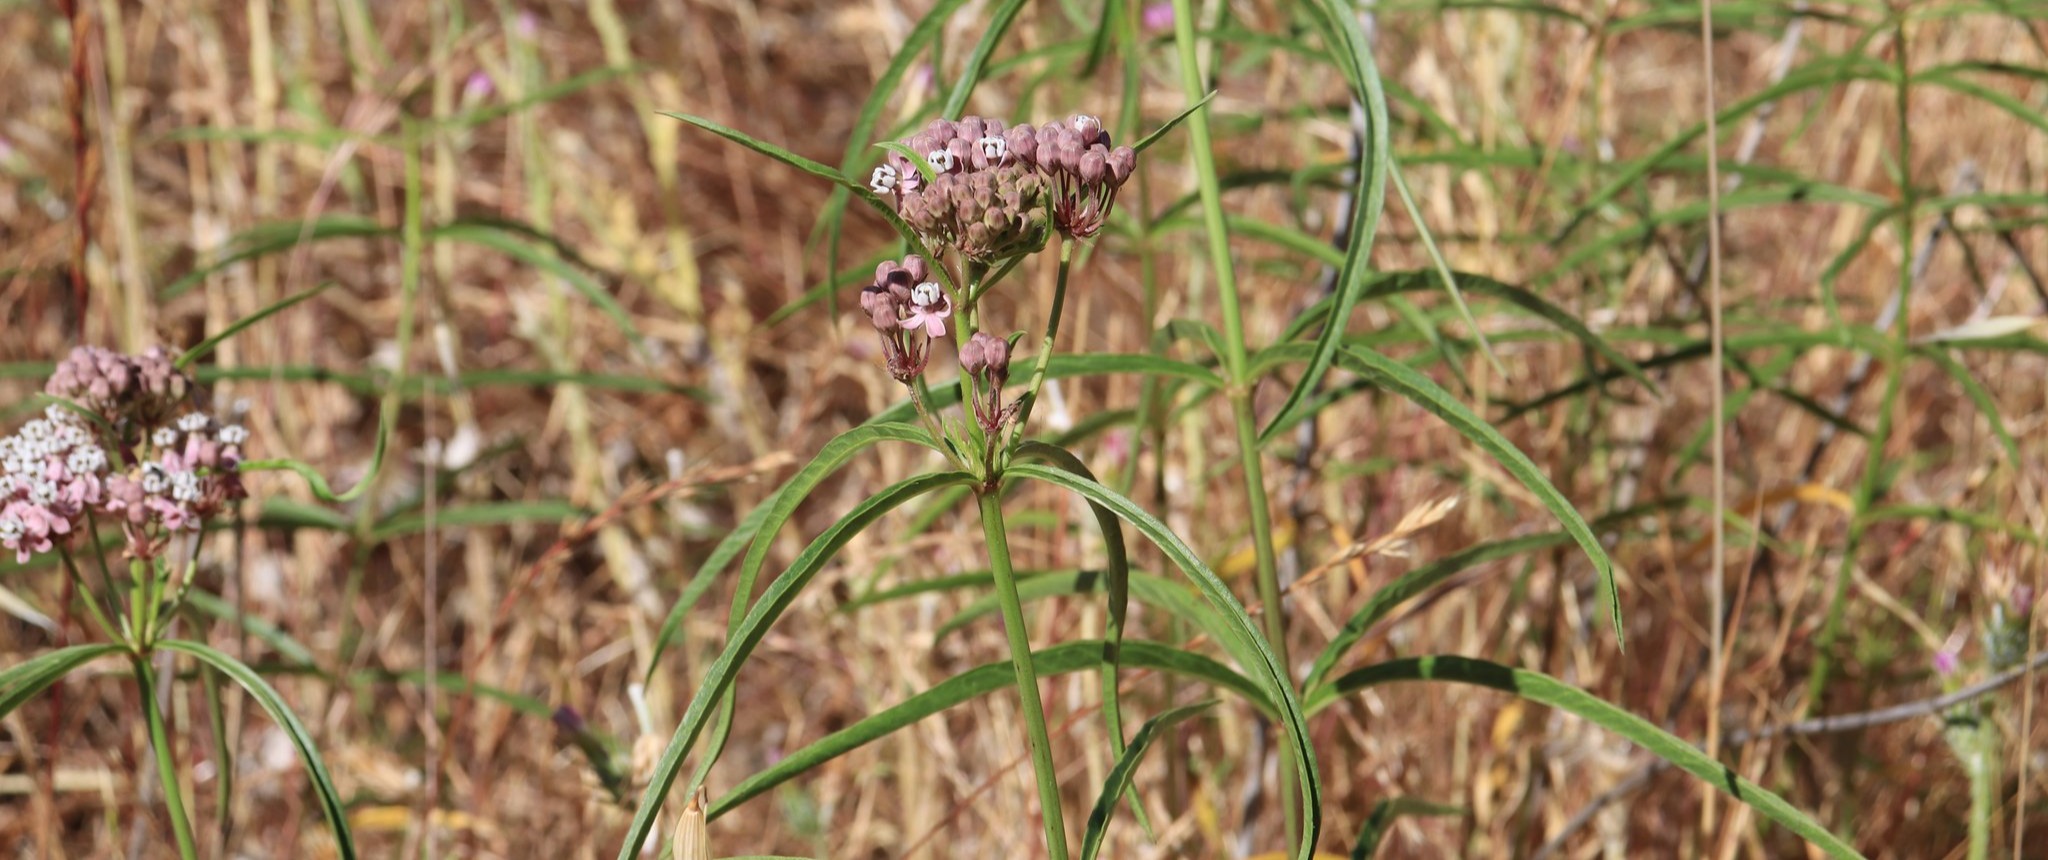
(1143, 2), (1174, 32)
(463, 71), (494, 101)
(1933, 647), (1960, 677)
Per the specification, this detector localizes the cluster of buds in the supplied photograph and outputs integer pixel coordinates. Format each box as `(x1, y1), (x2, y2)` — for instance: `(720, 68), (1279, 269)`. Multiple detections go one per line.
(870, 117), (1051, 264)
(0, 348), (247, 562)
(43, 345), (190, 431)
(958, 332), (1016, 434)
(1020, 115), (1137, 239)
(859, 256), (953, 383)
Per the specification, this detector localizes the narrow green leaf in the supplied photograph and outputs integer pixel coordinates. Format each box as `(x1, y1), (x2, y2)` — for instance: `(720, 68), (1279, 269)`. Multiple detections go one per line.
(433, 223), (646, 352)
(1296, 346), (1623, 649)
(938, 0), (1029, 120)
(1350, 797), (1463, 859)
(1317, 656), (1861, 859)
(1079, 701), (1216, 860)
(0, 643), (127, 718)
(875, 141), (937, 185)
(645, 484), (788, 685)
(708, 641), (1267, 819)
(616, 472), (978, 860)
(1132, 90), (1218, 153)
(177, 283), (332, 369)
(159, 639), (357, 859)
(1006, 463), (1322, 858)
(1260, 0), (1394, 456)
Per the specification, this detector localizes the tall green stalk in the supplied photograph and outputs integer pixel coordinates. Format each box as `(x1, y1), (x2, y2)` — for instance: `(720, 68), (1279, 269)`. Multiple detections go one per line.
(1808, 15), (1914, 711)
(1170, 0), (1298, 843)
(976, 490), (1069, 860)
(137, 656), (200, 860)
(1012, 238), (1074, 438)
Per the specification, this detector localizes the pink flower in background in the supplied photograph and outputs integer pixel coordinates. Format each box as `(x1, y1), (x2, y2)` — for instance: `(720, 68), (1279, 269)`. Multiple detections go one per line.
(464, 71), (494, 101)
(1143, 2), (1174, 32)
(1933, 647), (1960, 676)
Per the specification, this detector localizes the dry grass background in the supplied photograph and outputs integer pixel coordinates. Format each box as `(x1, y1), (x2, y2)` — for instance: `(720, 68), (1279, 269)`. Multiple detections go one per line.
(1, 0), (2045, 858)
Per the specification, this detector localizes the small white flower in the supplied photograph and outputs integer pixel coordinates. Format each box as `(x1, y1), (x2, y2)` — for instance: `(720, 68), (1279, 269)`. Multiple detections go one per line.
(141, 464), (170, 494)
(912, 281), (943, 308)
(869, 164), (899, 194)
(153, 427), (179, 447)
(178, 412), (208, 432)
(219, 425), (249, 445)
(171, 471), (203, 503)
(1072, 114), (1102, 136)
(977, 136), (1007, 163)
(0, 518), (22, 541)
(66, 447), (106, 475)
(927, 149), (957, 172)
(27, 480), (56, 506)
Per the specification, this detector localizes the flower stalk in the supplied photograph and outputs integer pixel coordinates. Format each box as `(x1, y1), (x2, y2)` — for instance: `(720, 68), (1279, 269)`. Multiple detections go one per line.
(975, 489), (1068, 860)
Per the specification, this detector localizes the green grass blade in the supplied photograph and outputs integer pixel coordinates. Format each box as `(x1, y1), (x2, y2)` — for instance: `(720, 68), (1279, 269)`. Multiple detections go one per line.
(177, 283), (332, 369)
(1079, 700), (1217, 860)
(939, 0), (1027, 119)
(1349, 797), (1463, 859)
(159, 639), (357, 859)
(1388, 161), (1504, 377)
(1317, 656), (1862, 859)
(616, 471), (978, 859)
(431, 223), (646, 353)
(1305, 346), (1623, 648)
(1911, 345), (2021, 466)
(1006, 463), (1322, 860)
(159, 216), (390, 301)
(708, 641), (1266, 819)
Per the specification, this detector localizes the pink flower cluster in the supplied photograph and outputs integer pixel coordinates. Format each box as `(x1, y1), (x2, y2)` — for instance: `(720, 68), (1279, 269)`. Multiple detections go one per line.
(0, 348), (249, 563)
(100, 411), (248, 537)
(0, 408), (107, 562)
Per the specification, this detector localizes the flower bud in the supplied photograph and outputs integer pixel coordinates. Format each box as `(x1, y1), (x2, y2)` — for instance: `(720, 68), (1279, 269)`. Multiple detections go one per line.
(1005, 125), (1038, 166)
(925, 118), (956, 143)
(1108, 146), (1136, 184)
(958, 116), (987, 143)
(1079, 149), (1107, 185)
(961, 332), (1011, 383)
(902, 254), (929, 283)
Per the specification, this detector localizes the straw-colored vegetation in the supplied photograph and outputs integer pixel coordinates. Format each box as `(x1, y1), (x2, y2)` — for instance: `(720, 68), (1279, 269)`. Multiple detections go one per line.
(2, 0), (2044, 858)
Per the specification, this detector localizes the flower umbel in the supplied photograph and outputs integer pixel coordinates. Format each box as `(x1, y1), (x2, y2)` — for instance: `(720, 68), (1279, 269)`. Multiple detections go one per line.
(2, 347), (248, 562)
(1015, 114), (1137, 239)
(873, 116), (1050, 264)
(859, 256), (950, 383)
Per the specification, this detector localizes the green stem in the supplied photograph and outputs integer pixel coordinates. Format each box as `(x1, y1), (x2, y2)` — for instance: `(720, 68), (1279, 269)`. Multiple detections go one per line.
(136, 656), (200, 860)
(1808, 14), (1913, 712)
(976, 489), (1069, 860)
(1011, 237), (1074, 439)
(1171, 0), (1298, 844)
(59, 548), (120, 642)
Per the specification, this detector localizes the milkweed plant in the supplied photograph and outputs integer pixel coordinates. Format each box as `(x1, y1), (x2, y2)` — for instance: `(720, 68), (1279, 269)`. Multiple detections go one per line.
(0, 347), (356, 859)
